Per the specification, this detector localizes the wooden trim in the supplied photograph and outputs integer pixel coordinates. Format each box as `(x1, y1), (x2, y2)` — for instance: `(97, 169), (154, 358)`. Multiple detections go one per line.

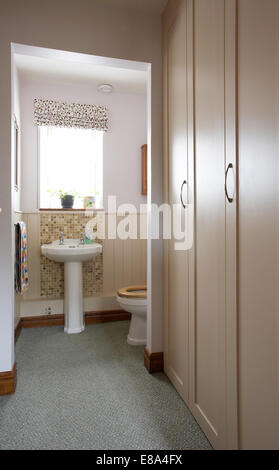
(141, 144), (147, 195)
(40, 208), (88, 212)
(0, 363), (17, 396)
(15, 319), (23, 343)
(144, 348), (164, 373)
(39, 209), (105, 213)
(19, 309), (130, 329)
(21, 314), (64, 328)
(85, 310), (131, 325)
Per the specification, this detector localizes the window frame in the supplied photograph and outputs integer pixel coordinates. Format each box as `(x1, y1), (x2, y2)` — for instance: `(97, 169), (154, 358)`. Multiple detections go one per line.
(37, 126), (103, 210)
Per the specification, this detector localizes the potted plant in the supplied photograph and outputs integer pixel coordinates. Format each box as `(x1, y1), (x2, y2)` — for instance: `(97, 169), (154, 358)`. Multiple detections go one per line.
(47, 189), (76, 209)
(83, 192), (100, 209)
(59, 191), (75, 209)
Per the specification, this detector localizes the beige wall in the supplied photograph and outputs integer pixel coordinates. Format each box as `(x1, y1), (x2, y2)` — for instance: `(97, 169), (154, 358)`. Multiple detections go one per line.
(0, 0), (163, 372)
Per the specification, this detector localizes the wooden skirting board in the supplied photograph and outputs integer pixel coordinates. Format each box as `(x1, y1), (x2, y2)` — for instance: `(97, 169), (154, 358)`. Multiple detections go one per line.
(144, 347), (164, 373)
(0, 363), (17, 396)
(85, 310), (131, 325)
(14, 319), (22, 343)
(21, 314), (64, 329)
(16, 309), (131, 335)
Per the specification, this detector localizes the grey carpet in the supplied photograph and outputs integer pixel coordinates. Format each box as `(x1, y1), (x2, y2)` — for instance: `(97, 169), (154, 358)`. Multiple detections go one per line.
(0, 321), (211, 450)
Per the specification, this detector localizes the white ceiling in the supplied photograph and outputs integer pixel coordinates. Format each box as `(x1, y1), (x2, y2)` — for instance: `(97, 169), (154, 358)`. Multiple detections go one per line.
(15, 53), (148, 94)
(92, 0), (168, 14)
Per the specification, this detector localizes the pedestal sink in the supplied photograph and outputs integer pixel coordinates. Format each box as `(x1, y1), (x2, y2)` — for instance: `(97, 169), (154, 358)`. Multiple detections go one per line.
(41, 239), (102, 334)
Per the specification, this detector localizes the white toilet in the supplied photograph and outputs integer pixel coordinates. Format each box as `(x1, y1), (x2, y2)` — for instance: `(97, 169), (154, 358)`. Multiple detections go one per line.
(116, 285), (147, 346)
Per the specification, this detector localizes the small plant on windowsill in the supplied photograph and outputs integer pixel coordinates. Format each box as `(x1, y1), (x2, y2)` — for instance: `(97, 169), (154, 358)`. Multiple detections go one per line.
(47, 189), (78, 209)
(83, 192), (100, 209)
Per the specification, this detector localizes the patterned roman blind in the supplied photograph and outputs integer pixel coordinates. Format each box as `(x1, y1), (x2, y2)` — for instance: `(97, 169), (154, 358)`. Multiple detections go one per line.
(34, 98), (108, 131)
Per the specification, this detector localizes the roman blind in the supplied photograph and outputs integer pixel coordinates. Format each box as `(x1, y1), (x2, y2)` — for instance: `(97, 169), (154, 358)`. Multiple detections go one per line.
(34, 98), (108, 131)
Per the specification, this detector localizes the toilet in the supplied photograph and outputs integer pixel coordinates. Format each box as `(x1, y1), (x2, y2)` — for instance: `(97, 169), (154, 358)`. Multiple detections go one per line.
(116, 285), (147, 346)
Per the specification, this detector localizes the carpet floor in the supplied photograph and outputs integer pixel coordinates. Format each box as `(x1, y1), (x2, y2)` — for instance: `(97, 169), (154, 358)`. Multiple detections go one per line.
(0, 321), (211, 450)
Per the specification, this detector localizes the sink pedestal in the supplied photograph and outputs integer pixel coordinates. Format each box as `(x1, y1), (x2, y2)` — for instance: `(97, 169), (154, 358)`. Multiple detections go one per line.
(41, 238), (102, 335)
(64, 262), (84, 334)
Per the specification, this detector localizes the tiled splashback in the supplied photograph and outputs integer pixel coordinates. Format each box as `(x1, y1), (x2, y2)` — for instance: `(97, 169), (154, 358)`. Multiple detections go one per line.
(40, 213), (103, 298)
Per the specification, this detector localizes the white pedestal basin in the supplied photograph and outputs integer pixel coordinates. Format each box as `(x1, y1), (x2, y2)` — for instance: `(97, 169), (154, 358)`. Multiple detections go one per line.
(41, 239), (102, 334)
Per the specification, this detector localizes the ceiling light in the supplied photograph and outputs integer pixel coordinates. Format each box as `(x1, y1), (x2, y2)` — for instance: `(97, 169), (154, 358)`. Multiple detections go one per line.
(97, 84), (114, 93)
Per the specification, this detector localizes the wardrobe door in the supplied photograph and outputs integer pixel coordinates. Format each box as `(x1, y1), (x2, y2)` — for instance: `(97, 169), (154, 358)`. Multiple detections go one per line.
(163, 0), (189, 403)
(238, 0), (279, 449)
(188, 0), (238, 449)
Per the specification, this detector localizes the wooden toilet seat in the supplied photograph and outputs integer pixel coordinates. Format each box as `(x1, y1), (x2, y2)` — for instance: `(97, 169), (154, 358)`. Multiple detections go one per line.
(117, 285), (147, 299)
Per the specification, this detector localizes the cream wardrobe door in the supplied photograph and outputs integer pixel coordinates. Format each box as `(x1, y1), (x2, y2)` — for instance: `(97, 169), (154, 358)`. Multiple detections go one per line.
(237, 0), (279, 450)
(163, 0), (189, 404)
(188, 0), (238, 449)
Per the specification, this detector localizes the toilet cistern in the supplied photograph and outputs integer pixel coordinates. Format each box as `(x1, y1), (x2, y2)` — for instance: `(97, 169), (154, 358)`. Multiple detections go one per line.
(41, 239), (102, 334)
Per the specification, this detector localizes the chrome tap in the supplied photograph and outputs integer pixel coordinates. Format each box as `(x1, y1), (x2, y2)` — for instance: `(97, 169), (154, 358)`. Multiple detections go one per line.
(59, 232), (64, 245)
(80, 232), (85, 245)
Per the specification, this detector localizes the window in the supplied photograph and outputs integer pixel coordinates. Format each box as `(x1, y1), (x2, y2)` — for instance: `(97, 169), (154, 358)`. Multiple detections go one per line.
(39, 126), (103, 209)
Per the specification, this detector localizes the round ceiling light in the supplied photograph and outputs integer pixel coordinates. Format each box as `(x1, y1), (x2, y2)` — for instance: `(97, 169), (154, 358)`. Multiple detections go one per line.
(97, 84), (114, 93)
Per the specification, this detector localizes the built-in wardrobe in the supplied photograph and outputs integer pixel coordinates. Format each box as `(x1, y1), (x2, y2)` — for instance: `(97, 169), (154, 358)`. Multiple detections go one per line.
(163, 0), (279, 450)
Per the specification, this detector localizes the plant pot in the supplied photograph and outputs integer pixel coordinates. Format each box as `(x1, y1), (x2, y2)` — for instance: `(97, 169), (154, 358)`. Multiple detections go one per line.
(83, 196), (96, 209)
(61, 195), (74, 209)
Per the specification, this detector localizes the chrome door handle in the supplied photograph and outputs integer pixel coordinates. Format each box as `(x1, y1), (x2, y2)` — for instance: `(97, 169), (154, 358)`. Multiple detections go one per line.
(225, 163), (234, 203)
(180, 180), (187, 208)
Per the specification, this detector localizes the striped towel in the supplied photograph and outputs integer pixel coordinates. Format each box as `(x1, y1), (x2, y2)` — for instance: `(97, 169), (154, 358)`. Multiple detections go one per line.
(15, 222), (29, 295)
